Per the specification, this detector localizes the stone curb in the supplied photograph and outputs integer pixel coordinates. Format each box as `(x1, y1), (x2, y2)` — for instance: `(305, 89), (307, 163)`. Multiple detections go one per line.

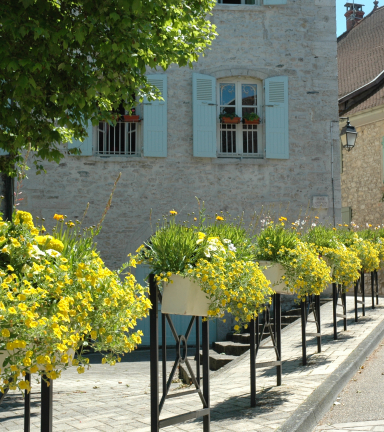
(275, 316), (384, 432)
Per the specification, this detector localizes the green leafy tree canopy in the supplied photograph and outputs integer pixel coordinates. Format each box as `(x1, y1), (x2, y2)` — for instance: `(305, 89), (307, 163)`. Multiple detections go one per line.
(0, 0), (217, 175)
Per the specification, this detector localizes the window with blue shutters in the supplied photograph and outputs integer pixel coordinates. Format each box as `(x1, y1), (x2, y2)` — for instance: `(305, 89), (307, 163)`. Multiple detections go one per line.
(143, 74), (167, 158)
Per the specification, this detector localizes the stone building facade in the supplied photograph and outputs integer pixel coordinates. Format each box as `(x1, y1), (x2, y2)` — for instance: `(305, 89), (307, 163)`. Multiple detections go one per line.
(338, 2), (384, 294)
(18, 0), (339, 342)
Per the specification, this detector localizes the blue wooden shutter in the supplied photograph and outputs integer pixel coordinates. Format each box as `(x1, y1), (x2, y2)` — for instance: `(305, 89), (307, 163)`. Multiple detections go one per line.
(193, 73), (217, 157)
(0, 149), (8, 156)
(143, 75), (167, 157)
(68, 120), (93, 156)
(265, 76), (289, 159)
(264, 0), (287, 5)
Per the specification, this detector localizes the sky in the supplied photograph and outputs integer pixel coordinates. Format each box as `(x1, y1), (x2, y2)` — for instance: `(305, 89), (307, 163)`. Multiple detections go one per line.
(336, 0), (377, 36)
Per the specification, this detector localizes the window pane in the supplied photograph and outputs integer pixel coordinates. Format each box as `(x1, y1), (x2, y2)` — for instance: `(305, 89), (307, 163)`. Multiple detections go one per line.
(242, 107), (257, 117)
(244, 0), (255, 3)
(242, 125), (258, 154)
(242, 84), (257, 106)
(221, 124), (236, 153)
(219, 0), (241, 3)
(220, 83), (236, 106)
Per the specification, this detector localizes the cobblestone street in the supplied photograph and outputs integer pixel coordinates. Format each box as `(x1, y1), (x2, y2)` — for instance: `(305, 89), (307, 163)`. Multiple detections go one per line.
(1, 297), (384, 432)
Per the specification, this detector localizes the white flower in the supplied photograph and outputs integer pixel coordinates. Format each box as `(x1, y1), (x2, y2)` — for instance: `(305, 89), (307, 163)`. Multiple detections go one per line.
(46, 249), (61, 257)
(30, 244), (45, 257)
(312, 223), (317, 227)
(223, 239), (231, 244)
(228, 244), (237, 252)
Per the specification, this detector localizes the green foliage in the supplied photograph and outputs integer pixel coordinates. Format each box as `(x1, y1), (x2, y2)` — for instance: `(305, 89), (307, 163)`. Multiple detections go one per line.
(204, 222), (255, 261)
(255, 222), (298, 262)
(242, 112), (259, 121)
(137, 219), (206, 276)
(303, 225), (338, 249)
(0, 0), (217, 175)
(219, 110), (239, 120)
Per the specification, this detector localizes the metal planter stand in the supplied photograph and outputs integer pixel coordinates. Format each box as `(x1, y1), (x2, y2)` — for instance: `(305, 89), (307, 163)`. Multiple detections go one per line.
(0, 372), (51, 432)
(301, 295), (321, 366)
(371, 271), (379, 309)
(332, 283), (347, 340)
(250, 293), (282, 407)
(354, 272), (366, 322)
(150, 274), (210, 431)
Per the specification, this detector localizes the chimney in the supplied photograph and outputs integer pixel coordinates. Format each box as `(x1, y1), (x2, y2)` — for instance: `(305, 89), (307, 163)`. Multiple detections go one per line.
(344, 2), (365, 31)
(373, 1), (379, 10)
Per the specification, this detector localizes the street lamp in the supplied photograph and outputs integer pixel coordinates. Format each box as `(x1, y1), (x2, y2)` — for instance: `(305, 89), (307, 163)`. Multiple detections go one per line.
(340, 117), (357, 151)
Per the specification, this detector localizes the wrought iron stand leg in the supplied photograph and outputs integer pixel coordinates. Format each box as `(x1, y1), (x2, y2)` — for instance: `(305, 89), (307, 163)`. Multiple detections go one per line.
(376, 270), (379, 305)
(342, 289), (347, 331)
(41, 376), (52, 432)
(371, 272), (375, 309)
(315, 295), (321, 353)
(361, 271), (365, 317)
(332, 283), (338, 340)
(162, 312), (167, 395)
(150, 275), (159, 432)
(202, 320), (210, 432)
(355, 280), (359, 322)
(250, 318), (256, 407)
(301, 299), (307, 366)
(24, 373), (30, 432)
(275, 294), (282, 386)
(196, 317), (201, 385)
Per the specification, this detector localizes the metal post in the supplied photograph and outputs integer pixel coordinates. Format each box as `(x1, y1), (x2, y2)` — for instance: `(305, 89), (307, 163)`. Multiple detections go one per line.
(371, 272), (375, 309)
(41, 376), (52, 432)
(354, 279), (359, 322)
(196, 317), (200, 385)
(275, 294), (282, 386)
(332, 283), (338, 340)
(315, 295), (321, 353)
(202, 320), (210, 432)
(342, 290), (347, 331)
(301, 299), (307, 366)
(24, 373), (30, 432)
(361, 271), (365, 316)
(162, 312), (166, 396)
(376, 270), (379, 305)
(250, 318), (256, 407)
(150, 274), (159, 432)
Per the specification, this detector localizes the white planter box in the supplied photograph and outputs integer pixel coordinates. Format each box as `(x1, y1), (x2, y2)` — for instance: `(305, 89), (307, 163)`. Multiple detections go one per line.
(258, 261), (294, 296)
(162, 274), (210, 316)
(0, 348), (75, 371)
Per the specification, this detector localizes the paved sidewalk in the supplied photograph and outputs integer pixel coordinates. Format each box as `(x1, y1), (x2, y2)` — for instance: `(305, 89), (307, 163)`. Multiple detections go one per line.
(1, 297), (384, 431)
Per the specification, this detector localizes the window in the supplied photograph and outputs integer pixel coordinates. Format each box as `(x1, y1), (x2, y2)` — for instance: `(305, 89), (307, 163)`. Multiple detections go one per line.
(217, 0), (259, 4)
(218, 79), (262, 157)
(97, 103), (140, 156)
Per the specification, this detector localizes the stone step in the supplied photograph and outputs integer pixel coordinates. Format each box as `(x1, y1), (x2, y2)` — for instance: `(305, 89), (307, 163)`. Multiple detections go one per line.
(212, 341), (250, 356)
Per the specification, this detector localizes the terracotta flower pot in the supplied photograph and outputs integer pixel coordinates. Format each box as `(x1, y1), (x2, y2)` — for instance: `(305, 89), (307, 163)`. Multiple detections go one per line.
(122, 115), (140, 122)
(244, 118), (260, 125)
(162, 274), (210, 316)
(221, 116), (241, 124)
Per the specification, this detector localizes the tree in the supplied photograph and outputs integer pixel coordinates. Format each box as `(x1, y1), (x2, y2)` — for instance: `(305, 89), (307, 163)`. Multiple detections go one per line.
(0, 0), (216, 176)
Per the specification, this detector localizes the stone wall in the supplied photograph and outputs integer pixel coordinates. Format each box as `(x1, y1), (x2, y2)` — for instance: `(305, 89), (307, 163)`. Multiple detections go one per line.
(341, 118), (384, 227)
(20, 0), (340, 273)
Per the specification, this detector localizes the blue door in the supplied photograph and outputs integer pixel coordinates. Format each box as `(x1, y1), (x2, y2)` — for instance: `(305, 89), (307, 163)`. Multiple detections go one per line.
(134, 265), (217, 346)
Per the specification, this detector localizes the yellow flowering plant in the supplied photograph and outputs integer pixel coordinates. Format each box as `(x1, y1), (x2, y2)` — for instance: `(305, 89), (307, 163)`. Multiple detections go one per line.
(0, 210), (150, 394)
(303, 225), (361, 290)
(279, 241), (332, 299)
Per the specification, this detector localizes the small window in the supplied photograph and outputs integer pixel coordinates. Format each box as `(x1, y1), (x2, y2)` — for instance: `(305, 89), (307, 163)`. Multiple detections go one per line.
(97, 103), (140, 156)
(218, 79), (262, 157)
